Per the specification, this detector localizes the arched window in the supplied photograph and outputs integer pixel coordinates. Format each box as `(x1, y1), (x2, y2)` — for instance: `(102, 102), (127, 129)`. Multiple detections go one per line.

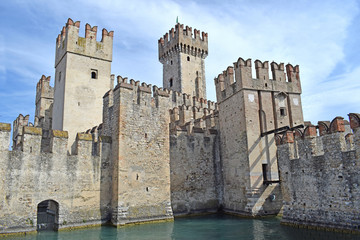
(187, 56), (190, 61)
(91, 69), (98, 79)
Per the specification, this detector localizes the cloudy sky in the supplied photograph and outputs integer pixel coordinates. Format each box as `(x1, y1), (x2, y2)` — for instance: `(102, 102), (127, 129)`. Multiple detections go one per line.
(0, 0), (359, 126)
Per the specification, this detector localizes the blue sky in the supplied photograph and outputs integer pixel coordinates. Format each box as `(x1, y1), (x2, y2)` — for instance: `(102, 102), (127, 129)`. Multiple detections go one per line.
(0, 0), (359, 126)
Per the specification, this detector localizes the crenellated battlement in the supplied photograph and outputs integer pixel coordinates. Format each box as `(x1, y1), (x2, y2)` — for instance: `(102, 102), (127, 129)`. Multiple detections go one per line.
(104, 75), (217, 111)
(55, 18), (113, 67)
(158, 23), (208, 63)
(36, 75), (52, 101)
(1, 120), (111, 157)
(276, 114), (358, 159)
(12, 114), (31, 149)
(169, 105), (218, 135)
(214, 57), (302, 103)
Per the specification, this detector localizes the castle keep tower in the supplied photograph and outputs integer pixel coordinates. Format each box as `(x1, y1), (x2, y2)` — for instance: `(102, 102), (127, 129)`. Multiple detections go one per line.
(158, 23), (208, 99)
(214, 58), (304, 216)
(53, 18), (113, 150)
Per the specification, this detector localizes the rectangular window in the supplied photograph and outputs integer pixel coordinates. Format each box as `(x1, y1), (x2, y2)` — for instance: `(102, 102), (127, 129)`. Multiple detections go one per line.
(262, 163), (268, 182)
(280, 107), (286, 117)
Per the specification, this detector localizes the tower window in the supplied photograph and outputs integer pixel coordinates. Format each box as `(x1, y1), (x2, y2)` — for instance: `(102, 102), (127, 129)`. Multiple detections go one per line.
(170, 60), (173, 65)
(262, 164), (268, 182)
(91, 69), (98, 79)
(169, 78), (173, 87)
(187, 56), (190, 61)
(280, 107), (286, 117)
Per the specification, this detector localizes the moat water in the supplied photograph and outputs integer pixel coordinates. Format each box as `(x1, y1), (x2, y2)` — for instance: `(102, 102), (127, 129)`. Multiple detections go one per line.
(4, 214), (359, 240)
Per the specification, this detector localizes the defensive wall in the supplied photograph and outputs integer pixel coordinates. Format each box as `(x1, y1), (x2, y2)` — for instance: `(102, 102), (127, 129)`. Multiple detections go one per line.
(101, 76), (220, 219)
(0, 123), (111, 234)
(277, 114), (360, 233)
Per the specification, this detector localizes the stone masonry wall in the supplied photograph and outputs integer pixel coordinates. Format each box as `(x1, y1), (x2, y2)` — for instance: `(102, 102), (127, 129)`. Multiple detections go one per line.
(277, 115), (360, 232)
(170, 121), (222, 216)
(0, 124), (111, 234)
(103, 78), (174, 226)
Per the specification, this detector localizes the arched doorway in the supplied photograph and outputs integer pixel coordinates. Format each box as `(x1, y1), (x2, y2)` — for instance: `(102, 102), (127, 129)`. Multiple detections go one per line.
(37, 200), (59, 231)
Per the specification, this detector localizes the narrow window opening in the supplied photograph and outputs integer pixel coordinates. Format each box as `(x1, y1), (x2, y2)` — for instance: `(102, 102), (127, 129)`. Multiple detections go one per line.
(169, 78), (173, 87)
(91, 70), (98, 79)
(58, 72), (61, 82)
(265, 83), (268, 87)
(262, 164), (268, 182)
(280, 107), (286, 117)
(146, 187), (149, 192)
(30, 147), (32, 153)
(145, 133), (148, 138)
(136, 174), (139, 180)
(187, 56), (190, 61)
(170, 60), (173, 65)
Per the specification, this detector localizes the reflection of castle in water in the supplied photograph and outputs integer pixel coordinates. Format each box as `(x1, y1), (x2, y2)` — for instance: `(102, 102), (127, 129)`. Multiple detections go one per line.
(0, 18), (359, 235)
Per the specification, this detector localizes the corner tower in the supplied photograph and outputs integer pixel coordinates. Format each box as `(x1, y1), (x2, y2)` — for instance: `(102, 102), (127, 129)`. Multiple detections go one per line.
(158, 23), (208, 99)
(214, 58), (304, 216)
(53, 18), (113, 150)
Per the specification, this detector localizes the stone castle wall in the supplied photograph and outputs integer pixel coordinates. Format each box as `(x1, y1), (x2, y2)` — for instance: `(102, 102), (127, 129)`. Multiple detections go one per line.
(277, 115), (360, 232)
(102, 78), (174, 225)
(0, 123), (111, 234)
(169, 105), (221, 215)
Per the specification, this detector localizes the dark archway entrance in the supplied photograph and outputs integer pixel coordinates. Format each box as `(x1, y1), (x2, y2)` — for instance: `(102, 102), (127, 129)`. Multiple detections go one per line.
(37, 200), (59, 231)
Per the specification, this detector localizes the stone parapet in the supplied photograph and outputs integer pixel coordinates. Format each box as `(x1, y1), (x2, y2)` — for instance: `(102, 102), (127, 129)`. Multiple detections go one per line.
(55, 18), (113, 67)
(215, 57), (301, 103)
(158, 23), (208, 63)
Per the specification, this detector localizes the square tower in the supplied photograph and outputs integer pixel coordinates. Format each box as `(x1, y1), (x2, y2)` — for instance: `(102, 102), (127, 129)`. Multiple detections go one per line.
(214, 58), (304, 216)
(158, 23), (208, 99)
(53, 18), (113, 151)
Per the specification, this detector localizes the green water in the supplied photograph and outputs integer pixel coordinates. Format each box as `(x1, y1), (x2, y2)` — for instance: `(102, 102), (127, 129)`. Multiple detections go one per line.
(4, 214), (360, 240)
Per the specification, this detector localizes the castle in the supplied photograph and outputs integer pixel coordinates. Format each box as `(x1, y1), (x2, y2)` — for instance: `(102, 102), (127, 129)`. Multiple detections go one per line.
(0, 18), (359, 235)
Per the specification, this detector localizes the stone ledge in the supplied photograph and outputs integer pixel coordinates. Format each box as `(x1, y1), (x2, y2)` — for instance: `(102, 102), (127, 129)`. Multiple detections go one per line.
(76, 133), (93, 141)
(0, 123), (11, 132)
(23, 126), (42, 135)
(52, 130), (68, 138)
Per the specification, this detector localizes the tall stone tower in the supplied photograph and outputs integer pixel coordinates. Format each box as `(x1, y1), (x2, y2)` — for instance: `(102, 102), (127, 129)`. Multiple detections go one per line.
(158, 23), (208, 99)
(53, 18), (113, 150)
(214, 58), (304, 216)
